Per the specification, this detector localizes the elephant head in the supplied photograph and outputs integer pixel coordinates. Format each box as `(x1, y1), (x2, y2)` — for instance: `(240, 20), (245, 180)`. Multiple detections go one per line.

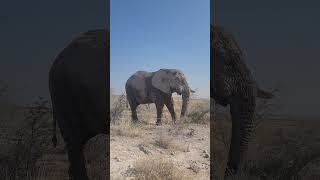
(211, 25), (274, 176)
(152, 69), (192, 117)
(211, 25), (246, 104)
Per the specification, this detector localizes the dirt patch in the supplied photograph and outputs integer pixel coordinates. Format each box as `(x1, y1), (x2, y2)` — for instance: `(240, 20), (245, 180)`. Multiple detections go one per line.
(110, 96), (210, 180)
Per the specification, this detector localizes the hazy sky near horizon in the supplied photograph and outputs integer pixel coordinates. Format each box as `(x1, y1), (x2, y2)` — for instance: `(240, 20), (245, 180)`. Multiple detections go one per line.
(212, 0), (320, 119)
(110, 0), (210, 98)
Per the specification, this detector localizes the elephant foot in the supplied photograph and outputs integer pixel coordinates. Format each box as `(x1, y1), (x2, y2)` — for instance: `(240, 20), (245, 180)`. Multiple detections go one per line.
(132, 119), (139, 124)
(224, 166), (237, 179)
(156, 120), (162, 126)
(214, 95), (229, 107)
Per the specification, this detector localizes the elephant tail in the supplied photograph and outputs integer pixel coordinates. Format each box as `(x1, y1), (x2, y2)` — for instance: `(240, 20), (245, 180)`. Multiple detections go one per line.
(52, 117), (57, 148)
(257, 88), (274, 99)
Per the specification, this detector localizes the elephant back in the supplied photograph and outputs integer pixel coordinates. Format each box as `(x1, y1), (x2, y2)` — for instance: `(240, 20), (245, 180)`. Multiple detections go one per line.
(72, 29), (108, 49)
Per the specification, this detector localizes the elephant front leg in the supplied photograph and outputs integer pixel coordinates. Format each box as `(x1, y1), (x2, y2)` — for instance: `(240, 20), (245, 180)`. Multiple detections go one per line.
(165, 98), (176, 123)
(155, 103), (164, 126)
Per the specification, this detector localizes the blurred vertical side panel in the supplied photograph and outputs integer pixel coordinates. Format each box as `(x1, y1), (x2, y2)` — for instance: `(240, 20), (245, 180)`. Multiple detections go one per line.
(48, 0), (110, 179)
(210, 0), (216, 179)
(211, 0), (320, 179)
(0, 0), (110, 179)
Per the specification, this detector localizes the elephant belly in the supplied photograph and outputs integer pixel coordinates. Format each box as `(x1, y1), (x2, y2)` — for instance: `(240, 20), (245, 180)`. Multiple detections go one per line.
(133, 89), (153, 104)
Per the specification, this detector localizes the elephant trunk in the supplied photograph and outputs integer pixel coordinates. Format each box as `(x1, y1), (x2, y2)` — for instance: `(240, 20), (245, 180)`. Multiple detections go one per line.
(225, 95), (255, 176)
(180, 85), (190, 117)
(214, 48), (225, 98)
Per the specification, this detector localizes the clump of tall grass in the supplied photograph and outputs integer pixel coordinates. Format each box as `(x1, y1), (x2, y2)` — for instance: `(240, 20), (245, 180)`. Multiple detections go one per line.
(0, 97), (53, 179)
(132, 156), (192, 180)
(110, 94), (127, 122)
(186, 100), (210, 124)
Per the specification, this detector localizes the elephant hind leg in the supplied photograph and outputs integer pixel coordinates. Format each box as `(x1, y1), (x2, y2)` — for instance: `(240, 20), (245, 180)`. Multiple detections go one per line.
(66, 142), (89, 180)
(130, 103), (139, 123)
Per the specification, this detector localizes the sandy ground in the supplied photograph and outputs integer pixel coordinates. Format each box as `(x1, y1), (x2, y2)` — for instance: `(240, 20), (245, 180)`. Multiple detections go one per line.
(110, 98), (210, 180)
(111, 124), (210, 179)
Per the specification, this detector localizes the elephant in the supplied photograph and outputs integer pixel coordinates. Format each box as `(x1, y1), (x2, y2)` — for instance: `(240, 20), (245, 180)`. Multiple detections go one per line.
(49, 29), (109, 180)
(125, 69), (194, 125)
(211, 25), (274, 177)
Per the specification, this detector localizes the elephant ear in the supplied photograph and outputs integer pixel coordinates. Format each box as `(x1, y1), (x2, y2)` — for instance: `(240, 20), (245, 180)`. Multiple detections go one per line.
(152, 70), (171, 94)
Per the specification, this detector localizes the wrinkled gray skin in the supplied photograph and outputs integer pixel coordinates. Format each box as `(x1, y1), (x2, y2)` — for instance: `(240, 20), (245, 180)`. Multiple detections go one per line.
(211, 25), (274, 177)
(125, 69), (193, 125)
(49, 29), (108, 180)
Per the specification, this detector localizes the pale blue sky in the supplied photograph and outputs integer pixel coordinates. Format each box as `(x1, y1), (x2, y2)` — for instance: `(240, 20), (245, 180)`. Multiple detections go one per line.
(110, 0), (210, 98)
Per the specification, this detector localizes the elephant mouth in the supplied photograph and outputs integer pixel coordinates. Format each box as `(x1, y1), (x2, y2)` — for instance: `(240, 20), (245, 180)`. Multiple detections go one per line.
(176, 89), (182, 95)
(170, 87), (182, 95)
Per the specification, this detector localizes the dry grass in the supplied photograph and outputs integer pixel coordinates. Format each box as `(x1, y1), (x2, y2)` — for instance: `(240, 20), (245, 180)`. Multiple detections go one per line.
(110, 94), (210, 179)
(153, 127), (188, 152)
(132, 156), (192, 180)
(154, 131), (172, 149)
(212, 95), (320, 180)
(110, 94), (146, 138)
(186, 99), (210, 124)
(0, 97), (53, 179)
(110, 94), (127, 122)
(212, 116), (320, 180)
(0, 85), (108, 180)
(111, 119), (144, 138)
